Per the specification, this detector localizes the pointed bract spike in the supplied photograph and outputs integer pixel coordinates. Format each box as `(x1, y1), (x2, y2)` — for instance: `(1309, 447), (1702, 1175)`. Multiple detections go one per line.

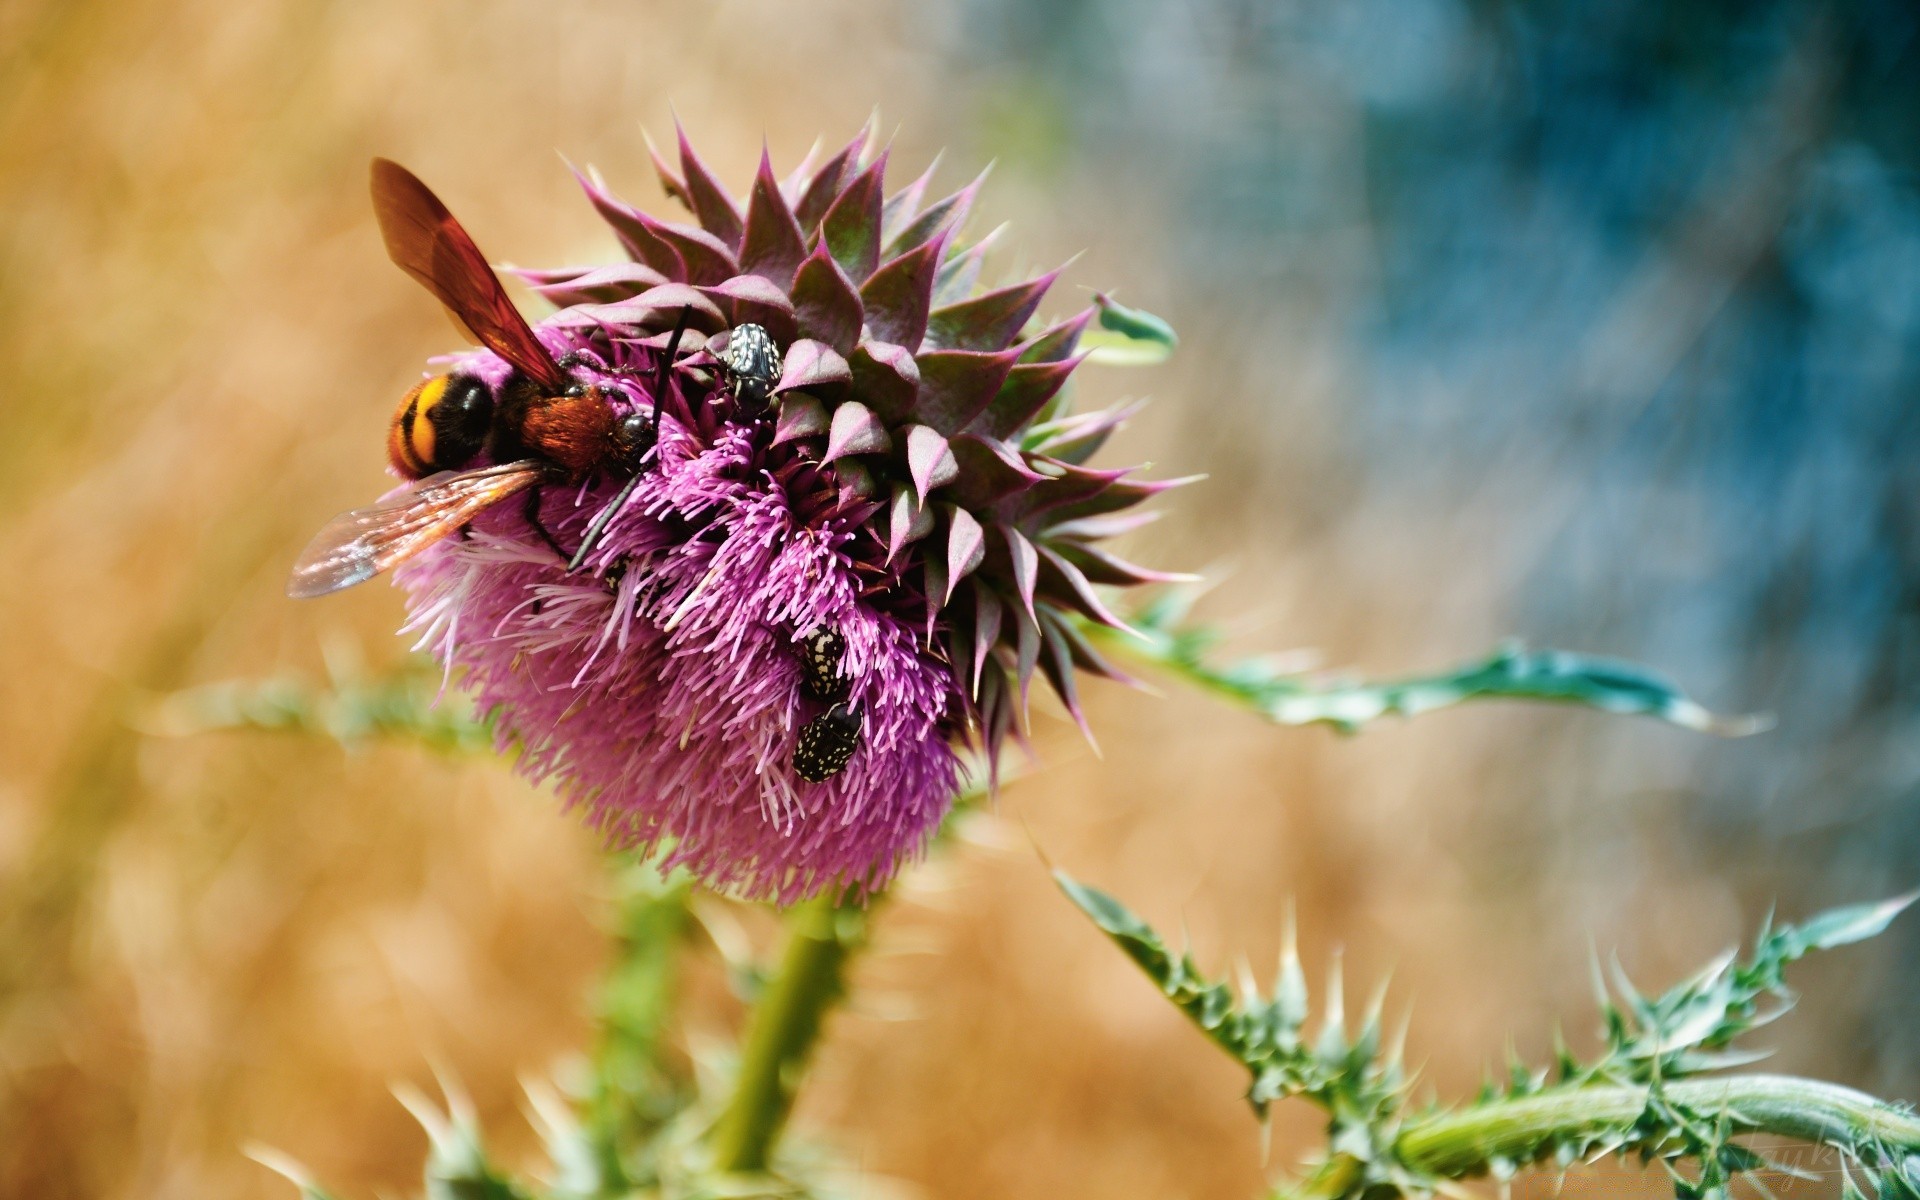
(905, 424), (959, 502)
(793, 128), (866, 229)
(1050, 540), (1198, 587)
(1012, 603), (1041, 709)
(886, 483), (932, 562)
(968, 354), (1086, 441)
(637, 214), (738, 286)
(886, 164), (988, 259)
(820, 153), (888, 283)
(847, 340), (921, 425)
(1036, 543), (1133, 631)
(1045, 509), (1162, 542)
(739, 149), (809, 288)
(944, 433), (1047, 510)
(880, 155), (940, 246)
(912, 346), (1024, 435)
(699, 273), (797, 345)
(1002, 464), (1139, 528)
(823, 400), (891, 463)
(1035, 607), (1095, 743)
(1021, 308), (1095, 363)
(643, 128), (691, 210)
(932, 224), (1006, 306)
(508, 263), (598, 287)
(860, 232), (948, 348)
(775, 339), (851, 395)
(970, 584), (1003, 695)
(773, 394), (830, 444)
(548, 282), (726, 331)
(789, 241), (865, 356)
(1024, 398), (1148, 464)
(518, 261), (671, 306)
(782, 136), (823, 197)
(922, 554), (947, 638)
(944, 505), (986, 601)
(977, 658), (1016, 779)
(1000, 525), (1040, 625)
(571, 163), (687, 279)
(854, 111), (885, 167)
(1043, 473), (1201, 525)
(1047, 609), (1140, 686)
(927, 270), (1059, 352)
(833, 458), (876, 499)
(674, 122), (744, 249)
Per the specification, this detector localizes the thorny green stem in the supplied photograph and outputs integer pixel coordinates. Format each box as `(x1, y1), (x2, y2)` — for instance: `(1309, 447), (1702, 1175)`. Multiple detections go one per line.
(709, 893), (871, 1174)
(1394, 1074), (1920, 1180)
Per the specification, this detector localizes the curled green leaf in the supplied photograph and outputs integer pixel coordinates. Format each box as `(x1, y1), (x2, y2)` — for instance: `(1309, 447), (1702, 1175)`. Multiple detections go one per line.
(1082, 293), (1177, 365)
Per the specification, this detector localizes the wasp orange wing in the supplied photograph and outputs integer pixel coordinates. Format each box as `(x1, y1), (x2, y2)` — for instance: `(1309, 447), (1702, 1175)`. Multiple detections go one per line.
(371, 158), (568, 393)
(287, 461), (547, 598)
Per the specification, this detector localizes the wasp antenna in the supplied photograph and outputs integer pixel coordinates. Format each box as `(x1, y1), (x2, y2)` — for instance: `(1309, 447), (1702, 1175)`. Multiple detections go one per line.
(649, 303), (694, 441)
(569, 471), (645, 574)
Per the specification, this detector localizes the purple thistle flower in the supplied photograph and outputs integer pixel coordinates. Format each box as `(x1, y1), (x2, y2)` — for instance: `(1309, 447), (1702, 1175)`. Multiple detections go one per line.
(359, 124), (1188, 901)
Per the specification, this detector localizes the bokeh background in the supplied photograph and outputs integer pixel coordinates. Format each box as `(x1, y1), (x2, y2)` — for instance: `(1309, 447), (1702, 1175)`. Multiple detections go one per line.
(3, 1), (1918, 1197)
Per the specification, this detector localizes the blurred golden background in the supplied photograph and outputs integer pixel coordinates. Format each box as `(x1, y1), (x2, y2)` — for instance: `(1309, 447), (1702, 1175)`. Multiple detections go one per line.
(4, 1), (1917, 1197)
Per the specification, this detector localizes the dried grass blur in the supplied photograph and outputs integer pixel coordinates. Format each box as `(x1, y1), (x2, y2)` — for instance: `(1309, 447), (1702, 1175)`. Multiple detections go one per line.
(0, 2), (1906, 1199)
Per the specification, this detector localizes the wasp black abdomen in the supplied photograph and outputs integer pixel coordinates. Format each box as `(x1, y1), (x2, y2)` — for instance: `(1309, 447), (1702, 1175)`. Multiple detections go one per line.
(388, 374), (494, 478)
(426, 376), (493, 468)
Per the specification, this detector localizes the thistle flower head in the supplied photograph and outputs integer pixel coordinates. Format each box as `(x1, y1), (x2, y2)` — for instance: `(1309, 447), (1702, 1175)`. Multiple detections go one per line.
(397, 123), (1187, 900)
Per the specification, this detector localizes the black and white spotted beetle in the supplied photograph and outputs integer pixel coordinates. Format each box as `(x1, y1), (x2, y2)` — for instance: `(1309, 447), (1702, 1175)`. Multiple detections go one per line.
(793, 626), (858, 781)
(794, 702), (862, 783)
(799, 627), (848, 701)
(718, 323), (780, 414)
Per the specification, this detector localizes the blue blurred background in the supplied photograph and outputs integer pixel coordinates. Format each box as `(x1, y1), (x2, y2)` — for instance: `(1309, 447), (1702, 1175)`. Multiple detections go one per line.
(940, 0), (1920, 1087)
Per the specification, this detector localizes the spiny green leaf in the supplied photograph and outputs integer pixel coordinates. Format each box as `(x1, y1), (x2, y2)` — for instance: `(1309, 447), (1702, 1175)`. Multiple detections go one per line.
(1056, 871), (1403, 1127)
(150, 664), (494, 754)
(1258, 644), (1766, 736)
(1787, 892), (1920, 955)
(1055, 871), (1174, 981)
(1089, 597), (1765, 738)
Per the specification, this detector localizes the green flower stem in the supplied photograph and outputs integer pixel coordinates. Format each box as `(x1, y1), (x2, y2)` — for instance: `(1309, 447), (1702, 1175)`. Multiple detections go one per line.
(1394, 1074), (1920, 1179)
(710, 894), (871, 1174)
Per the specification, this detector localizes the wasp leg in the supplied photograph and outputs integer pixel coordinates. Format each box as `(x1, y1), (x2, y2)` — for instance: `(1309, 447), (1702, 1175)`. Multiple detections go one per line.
(523, 487), (569, 562)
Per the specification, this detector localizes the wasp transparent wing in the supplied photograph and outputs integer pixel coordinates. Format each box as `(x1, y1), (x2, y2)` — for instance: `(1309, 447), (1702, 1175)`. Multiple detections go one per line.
(287, 461), (546, 598)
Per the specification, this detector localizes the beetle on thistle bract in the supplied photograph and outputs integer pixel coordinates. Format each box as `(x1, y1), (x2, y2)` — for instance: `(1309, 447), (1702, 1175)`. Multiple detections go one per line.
(716, 322), (780, 415)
